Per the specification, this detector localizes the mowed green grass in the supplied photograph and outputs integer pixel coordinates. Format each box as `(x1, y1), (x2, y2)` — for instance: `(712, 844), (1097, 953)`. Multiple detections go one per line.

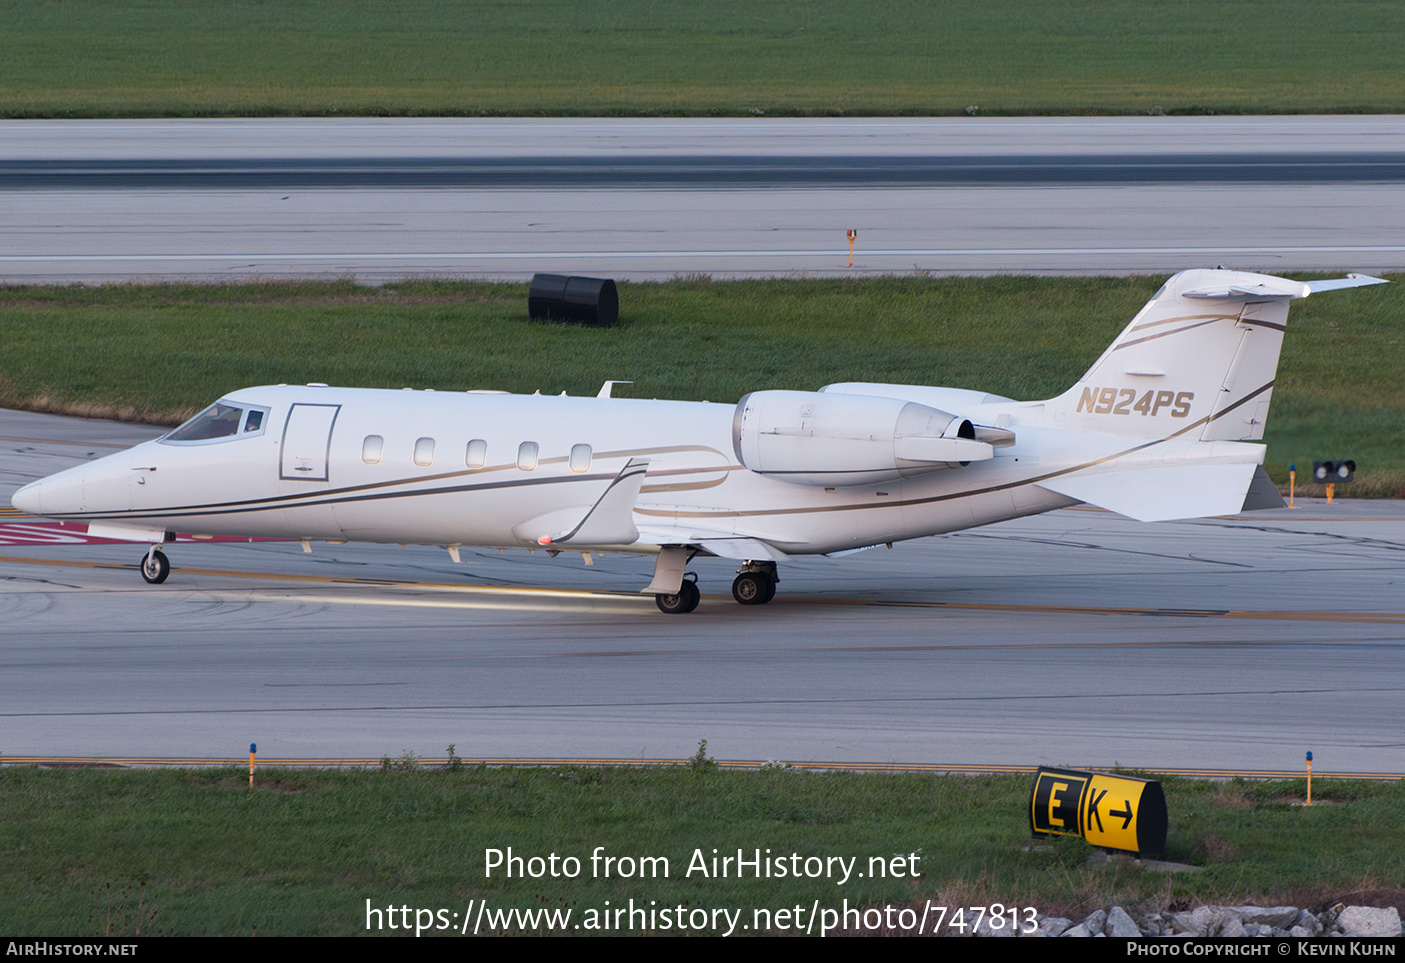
(3, 0), (1404, 117)
(2, 275), (1401, 494)
(2, 765), (1402, 936)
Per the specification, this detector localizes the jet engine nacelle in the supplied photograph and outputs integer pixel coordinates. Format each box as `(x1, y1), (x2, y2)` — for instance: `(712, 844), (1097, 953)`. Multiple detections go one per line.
(732, 389), (994, 486)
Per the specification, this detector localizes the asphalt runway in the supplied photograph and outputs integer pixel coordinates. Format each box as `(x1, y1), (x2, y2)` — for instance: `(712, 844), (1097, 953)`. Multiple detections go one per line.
(3, 116), (1405, 281)
(3, 408), (1402, 773)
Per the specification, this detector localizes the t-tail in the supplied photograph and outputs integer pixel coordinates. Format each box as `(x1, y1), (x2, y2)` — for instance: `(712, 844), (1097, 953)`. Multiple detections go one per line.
(1034, 268), (1386, 521)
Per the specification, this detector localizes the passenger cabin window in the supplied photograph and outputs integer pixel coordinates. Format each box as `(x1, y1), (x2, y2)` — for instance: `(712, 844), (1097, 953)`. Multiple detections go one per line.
(569, 444), (592, 473)
(465, 439), (487, 469)
(362, 435), (383, 465)
(517, 441), (539, 471)
(162, 401), (269, 445)
(414, 437), (435, 467)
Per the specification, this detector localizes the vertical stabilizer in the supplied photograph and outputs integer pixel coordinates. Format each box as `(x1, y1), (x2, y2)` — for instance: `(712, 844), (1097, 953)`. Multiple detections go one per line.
(1048, 269), (1384, 442)
(1035, 269), (1384, 522)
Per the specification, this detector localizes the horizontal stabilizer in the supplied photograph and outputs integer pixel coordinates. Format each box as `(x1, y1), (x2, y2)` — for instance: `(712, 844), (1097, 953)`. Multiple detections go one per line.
(1182, 279), (1309, 300)
(1037, 463), (1258, 522)
(1183, 273), (1386, 300)
(1302, 274), (1389, 295)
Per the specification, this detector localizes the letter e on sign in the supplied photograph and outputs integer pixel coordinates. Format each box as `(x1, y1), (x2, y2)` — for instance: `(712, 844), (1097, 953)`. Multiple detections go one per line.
(1029, 768), (1088, 838)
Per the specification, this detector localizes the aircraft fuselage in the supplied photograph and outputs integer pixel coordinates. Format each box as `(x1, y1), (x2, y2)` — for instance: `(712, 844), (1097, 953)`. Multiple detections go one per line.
(19, 384), (1080, 556)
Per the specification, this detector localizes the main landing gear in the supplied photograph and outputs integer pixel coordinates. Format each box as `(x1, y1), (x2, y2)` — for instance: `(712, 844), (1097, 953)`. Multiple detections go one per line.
(652, 561), (780, 614)
(731, 561), (777, 606)
(140, 546), (170, 584)
(655, 574), (701, 614)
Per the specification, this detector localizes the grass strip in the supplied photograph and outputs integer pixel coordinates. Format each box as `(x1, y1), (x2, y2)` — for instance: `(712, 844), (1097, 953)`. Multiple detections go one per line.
(1, 763), (1401, 936)
(2, 274), (1401, 495)
(3, 0), (1405, 117)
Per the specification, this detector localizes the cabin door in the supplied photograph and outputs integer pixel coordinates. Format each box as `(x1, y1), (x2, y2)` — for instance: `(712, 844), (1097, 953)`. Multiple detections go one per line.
(280, 403), (340, 482)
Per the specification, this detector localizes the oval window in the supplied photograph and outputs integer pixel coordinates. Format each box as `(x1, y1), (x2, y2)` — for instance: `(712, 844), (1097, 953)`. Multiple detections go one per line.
(465, 439), (487, 469)
(362, 435), (384, 465)
(414, 437), (435, 467)
(517, 441), (539, 471)
(569, 444), (592, 473)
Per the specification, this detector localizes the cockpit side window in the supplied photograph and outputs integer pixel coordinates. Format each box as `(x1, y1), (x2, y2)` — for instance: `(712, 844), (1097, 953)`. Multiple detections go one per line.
(162, 401), (270, 445)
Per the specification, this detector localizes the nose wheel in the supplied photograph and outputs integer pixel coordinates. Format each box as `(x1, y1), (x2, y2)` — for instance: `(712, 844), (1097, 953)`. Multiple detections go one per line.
(140, 547), (170, 584)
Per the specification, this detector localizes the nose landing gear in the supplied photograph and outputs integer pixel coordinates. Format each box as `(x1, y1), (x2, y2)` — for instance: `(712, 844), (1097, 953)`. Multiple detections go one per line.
(140, 546), (170, 584)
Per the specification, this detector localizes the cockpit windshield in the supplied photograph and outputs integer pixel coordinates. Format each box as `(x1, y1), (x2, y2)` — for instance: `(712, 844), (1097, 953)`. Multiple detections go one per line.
(162, 401), (269, 444)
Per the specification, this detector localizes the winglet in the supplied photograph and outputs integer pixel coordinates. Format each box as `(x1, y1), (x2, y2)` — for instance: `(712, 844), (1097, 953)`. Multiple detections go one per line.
(512, 458), (651, 546)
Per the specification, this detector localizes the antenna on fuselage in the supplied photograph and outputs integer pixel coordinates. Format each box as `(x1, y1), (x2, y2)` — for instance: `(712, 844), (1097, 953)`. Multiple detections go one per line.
(597, 380), (633, 398)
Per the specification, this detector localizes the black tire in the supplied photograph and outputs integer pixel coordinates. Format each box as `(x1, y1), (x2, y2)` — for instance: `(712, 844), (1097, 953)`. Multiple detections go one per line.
(141, 549), (170, 584)
(732, 571), (775, 605)
(656, 580), (702, 614)
(680, 580), (701, 613)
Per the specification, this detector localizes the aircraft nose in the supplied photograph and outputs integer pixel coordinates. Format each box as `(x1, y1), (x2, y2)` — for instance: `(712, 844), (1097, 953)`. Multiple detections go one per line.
(10, 465), (93, 518)
(12, 452), (139, 518)
(11, 479), (43, 515)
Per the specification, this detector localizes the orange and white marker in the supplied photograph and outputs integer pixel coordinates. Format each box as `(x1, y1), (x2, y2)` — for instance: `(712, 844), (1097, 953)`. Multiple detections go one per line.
(1305, 750), (1313, 806)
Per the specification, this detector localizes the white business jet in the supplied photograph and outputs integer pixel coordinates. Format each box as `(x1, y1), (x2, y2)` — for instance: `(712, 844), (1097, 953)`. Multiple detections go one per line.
(11, 268), (1385, 613)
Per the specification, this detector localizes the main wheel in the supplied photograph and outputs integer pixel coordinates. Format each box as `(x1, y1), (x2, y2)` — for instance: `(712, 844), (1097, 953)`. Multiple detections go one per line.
(759, 575), (776, 604)
(679, 580), (701, 613)
(141, 549), (170, 584)
(655, 580), (701, 614)
(732, 571), (775, 605)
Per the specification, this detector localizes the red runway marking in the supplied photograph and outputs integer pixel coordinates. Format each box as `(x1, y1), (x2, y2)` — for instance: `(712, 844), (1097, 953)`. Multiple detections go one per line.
(0, 517), (282, 546)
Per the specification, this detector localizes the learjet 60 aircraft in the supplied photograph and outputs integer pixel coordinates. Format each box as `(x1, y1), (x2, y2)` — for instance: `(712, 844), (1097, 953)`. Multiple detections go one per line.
(11, 268), (1385, 613)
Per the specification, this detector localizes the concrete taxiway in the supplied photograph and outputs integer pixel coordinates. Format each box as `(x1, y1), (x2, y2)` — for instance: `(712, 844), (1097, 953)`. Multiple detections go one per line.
(2, 408), (1402, 773)
(3, 116), (1405, 282)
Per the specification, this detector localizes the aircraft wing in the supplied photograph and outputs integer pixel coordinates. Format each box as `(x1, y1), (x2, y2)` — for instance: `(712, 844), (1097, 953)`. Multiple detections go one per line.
(633, 524), (794, 561)
(694, 537), (790, 562)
